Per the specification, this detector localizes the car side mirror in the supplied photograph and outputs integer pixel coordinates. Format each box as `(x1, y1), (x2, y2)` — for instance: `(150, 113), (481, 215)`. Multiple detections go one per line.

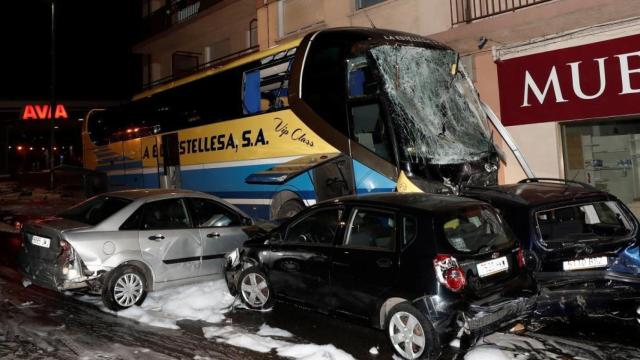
(242, 217), (253, 226)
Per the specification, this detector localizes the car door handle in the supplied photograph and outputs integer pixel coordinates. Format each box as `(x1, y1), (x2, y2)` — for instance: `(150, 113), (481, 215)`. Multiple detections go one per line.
(376, 258), (393, 268)
(148, 234), (165, 241)
(206, 233), (221, 238)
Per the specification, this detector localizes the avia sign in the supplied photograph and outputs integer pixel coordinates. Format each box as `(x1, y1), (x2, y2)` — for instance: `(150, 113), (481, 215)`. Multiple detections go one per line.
(497, 33), (640, 126)
(22, 104), (68, 120)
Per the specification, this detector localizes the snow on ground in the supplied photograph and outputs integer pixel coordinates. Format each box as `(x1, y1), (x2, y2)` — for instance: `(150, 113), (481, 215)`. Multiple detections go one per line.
(74, 278), (640, 360)
(77, 279), (355, 359)
(76, 279), (234, 329)
(203, 324), (354, 360)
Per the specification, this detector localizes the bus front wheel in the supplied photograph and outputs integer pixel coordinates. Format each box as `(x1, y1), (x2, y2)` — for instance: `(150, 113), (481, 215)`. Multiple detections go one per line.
(276, 199), (305, 219)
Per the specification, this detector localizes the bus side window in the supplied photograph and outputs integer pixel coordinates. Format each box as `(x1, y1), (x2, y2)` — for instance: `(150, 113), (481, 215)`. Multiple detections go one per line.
(347, 55), (394, 163)
(347, 56), (377, 99)
(351, 103), (392, 162)
(243, 70), (261, 114)
(242, 56), (292, 115)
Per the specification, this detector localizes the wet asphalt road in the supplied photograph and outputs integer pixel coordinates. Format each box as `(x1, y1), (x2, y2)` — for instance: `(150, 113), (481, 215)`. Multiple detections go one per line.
(0, 264), (397, 360)
(2, 228), (640, 360)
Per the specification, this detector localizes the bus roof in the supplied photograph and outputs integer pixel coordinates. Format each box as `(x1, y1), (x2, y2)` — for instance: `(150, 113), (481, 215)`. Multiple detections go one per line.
(132, 37), (302, 101)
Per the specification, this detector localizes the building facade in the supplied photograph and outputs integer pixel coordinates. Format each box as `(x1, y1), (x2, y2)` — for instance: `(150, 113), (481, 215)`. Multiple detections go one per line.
(135, 0), (258, 88)
(134, 0), (640, 213)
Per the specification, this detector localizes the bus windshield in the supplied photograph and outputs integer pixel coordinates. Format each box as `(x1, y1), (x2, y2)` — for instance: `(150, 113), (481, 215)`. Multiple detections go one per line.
(369, 45), (495, 166)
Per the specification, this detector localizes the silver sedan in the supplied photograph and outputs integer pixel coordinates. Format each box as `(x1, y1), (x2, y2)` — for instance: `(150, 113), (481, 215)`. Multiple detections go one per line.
(18, 189), (252, 310)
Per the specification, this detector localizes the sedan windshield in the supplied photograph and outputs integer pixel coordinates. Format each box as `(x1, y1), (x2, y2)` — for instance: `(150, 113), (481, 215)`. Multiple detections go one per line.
(369, 45), (495, 165)
(59, 196), (132, 226)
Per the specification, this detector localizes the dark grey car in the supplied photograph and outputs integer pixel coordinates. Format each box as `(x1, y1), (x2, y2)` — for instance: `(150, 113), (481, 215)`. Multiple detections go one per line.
(18, 189), (252, 310)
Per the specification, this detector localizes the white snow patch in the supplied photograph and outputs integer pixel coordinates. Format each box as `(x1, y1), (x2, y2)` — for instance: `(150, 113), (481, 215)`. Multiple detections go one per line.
(257, 323), (294, 338)
(465, 346), (515, 360)
(77, 279), (234, 329)
(203, 324), (355, 359)
(369, 346), (379, 355)
(203, 325), (289, 353)
(277, 343), (354, 360)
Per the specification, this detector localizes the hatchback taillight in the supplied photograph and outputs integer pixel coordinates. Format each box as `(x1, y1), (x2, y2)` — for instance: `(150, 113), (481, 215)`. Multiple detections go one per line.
(433, 254), (466, 292)
(517, 248), (526, 269)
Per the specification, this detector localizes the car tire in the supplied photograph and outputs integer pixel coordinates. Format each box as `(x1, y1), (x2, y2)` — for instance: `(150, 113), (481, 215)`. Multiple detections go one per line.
(276, 199), (305, 219)
(101, 265), (148, 311)
(237, 267), (274, 310)
(385, 302), (439, 360)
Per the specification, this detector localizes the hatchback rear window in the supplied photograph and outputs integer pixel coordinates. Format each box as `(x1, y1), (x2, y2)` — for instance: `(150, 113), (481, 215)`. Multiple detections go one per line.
(59, 196), (132, 226)
(437, 206), (515, 253)
(535, 201), (633, 245)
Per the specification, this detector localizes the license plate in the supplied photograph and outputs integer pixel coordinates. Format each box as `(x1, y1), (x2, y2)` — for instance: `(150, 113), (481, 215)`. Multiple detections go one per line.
(477, 256), (509, 278)
(31, 235), (51, 248)
(563, 256), (608, 271)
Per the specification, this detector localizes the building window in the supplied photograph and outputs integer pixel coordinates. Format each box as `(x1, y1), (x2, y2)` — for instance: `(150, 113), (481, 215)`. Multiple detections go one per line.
(249, 19), (258, 48)
(562, 119), (640, 217)
(356, 0), (385, 10)
(172, 51), (200, 78)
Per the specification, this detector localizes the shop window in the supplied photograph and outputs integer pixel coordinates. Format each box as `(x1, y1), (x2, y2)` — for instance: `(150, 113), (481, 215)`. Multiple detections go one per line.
(563, 119), (640, 217)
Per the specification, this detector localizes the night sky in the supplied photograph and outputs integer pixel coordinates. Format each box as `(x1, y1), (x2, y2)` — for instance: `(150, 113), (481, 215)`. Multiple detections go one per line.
(1, 0), (139, 102)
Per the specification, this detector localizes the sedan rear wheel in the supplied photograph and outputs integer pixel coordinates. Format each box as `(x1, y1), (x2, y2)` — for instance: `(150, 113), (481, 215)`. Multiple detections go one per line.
(386, 303), (438, 360)
(238, 267), (273, 310)
(102, 265), (147, 311)
(114, 273), (144, 307)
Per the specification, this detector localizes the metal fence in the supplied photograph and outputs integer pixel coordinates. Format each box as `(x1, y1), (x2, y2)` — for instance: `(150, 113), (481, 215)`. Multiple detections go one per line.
(450, 0), (553, 24)
(141, 45), (259, 91)
(140, 0), (223, 40)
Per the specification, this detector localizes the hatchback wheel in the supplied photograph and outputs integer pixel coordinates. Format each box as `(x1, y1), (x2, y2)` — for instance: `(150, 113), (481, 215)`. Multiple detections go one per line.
(238, 267), (273, 310)
(102, 265), (147, 311)
(386, 303), (438, 360)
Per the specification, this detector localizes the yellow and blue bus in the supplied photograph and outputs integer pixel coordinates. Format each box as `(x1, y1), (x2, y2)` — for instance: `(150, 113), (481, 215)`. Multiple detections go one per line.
(83, 28), (501, 219)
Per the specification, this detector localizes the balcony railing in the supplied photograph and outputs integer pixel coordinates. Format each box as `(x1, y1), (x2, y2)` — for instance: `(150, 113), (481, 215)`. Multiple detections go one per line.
(450, 0), (553, 25)
(141, 45), (259, 91)
(140, 0), (223, 40)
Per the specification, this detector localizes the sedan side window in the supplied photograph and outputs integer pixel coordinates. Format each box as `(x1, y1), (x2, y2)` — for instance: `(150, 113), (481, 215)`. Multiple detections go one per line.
(140, 198), (192, 230)
(120, 207), (143, 230)
(344, 208), (396, 251)
(188, 197), (242, 228)
(285, 208), (342, 245)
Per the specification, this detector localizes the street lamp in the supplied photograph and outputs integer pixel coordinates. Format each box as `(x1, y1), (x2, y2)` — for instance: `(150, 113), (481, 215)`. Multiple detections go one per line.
(49, 0), (56, 188)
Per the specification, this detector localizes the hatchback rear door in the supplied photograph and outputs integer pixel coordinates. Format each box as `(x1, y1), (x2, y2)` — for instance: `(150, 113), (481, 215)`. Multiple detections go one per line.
(330, 206), (398, 318)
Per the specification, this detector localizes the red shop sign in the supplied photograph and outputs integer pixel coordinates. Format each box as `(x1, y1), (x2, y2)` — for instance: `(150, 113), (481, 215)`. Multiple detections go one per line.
(22, 104), (68, 120)
(497, 33), (640, 126)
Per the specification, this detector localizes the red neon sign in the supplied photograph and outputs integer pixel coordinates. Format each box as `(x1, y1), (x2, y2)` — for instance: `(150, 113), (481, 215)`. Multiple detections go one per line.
(22, 104), (68, 120)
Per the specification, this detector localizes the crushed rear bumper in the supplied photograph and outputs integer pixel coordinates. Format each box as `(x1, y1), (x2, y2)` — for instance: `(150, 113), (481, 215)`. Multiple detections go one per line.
(534, 271), (640, 317)
(464, 296), (535, 333)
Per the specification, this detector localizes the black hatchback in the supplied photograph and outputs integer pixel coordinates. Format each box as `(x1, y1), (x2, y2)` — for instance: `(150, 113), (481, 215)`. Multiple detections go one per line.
(463, 178), (640, 317)
(225, 193), (535, 359)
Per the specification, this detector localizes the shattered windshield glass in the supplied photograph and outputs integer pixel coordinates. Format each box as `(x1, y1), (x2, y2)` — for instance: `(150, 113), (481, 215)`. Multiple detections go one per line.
(369, 45), (494, 165)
